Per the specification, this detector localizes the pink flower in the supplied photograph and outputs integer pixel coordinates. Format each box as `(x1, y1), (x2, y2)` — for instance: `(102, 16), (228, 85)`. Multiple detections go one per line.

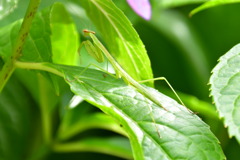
(127, 0), (152, 20)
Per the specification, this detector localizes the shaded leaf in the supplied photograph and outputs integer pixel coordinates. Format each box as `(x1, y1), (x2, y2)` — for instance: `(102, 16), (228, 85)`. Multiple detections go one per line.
(58, 111), (126, 141)
(79, 0), (154, 86)
(210, 43), (240, 143)
(190, 0), (240, 16)
(53, 137), (132, 159)
(0, 75), (33, 160)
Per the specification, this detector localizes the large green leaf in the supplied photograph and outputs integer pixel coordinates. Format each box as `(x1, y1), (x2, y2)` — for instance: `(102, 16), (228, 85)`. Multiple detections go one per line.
(0, 9), (52, 63)
(190, 0), (240, 16)
(50, 2), (79, 66)
(0, 3), (79, 92)
(210, 43), (240, 143)
(78, 0), (154, 86)
(0, 0), (18, 20)
(31, 62), (225, 160)
(0, 2), (78, 66)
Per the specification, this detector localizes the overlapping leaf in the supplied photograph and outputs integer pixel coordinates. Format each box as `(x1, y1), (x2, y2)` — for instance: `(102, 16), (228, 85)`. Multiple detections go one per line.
(41, 63), (226, 160)
(50, 3), (79, 66)
(0, 9), (51, 63)
(78, 0), (154, 86)
(210, 43), (240, 143)
(0, 3), (78, 66)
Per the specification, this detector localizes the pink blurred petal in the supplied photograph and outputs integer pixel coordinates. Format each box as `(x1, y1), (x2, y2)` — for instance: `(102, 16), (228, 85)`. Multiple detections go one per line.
(127, 0), (152, 20)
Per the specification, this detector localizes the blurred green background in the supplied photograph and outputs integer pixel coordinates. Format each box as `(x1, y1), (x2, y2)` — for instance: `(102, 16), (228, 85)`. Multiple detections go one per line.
(1, 0), (240, 159)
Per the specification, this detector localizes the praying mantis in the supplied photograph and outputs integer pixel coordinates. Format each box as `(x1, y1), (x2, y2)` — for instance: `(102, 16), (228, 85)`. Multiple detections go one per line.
(80, 29), (187, 136)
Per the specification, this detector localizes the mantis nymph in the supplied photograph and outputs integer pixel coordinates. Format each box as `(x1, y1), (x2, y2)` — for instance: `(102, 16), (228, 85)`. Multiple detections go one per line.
(80, 29), (186, 136)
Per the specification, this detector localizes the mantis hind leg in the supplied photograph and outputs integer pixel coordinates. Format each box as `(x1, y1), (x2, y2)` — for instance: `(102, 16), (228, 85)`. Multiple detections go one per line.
(139, 77), (185, 107)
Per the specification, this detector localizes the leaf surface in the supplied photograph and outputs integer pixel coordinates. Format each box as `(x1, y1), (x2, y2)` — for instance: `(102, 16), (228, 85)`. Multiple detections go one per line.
(50, 3), (79, 65)
(0, 9), (52, 63)
(210, 43), (240, 143)
(79, 0), (154, 86)
(43, 63), (225, 160)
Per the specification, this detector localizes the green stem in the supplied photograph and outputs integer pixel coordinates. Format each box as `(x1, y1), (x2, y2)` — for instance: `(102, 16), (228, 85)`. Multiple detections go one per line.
(38, 74), (52, 144)
(15, 61), (64, 77)
(0, 0), (41, 92)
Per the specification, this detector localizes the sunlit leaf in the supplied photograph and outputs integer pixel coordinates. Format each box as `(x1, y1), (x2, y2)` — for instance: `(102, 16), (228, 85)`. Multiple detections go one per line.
(41, 63), (225, 160)
(79, 0), (154, 86)
(50, 3), (79, 65)
(154, 0), (208, 8)
(190, 0), (240, 16)
(210, 43), (240, 143)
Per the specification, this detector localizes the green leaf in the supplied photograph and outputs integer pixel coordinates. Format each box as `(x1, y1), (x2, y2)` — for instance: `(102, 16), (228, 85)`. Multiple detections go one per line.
(0, 20), (20, 62)
(0, 0), (18, 20)
(190, 0), (240, 16)
(0, 75), (32, 160)
(0, 2), (79, 65)
(58, 111), (126, 140)
(210, 43), (240, 143)
(153, 0), (208, 8)
(79, 0), (154, 86)
(0, 9), (52, 63)
(50, 2), (79, 65)
(37, 63), (225, 160)
(0, 3), (79, 92)
(53, 137), (132, 159)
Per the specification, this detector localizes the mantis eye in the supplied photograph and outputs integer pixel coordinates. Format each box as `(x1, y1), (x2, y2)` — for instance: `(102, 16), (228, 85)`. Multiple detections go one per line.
(83, 29), (96, 35)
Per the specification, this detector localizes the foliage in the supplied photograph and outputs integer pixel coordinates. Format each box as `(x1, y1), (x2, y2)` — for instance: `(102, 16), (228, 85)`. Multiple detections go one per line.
(210, 44), (240, 144)
(0, 0), (240, 159)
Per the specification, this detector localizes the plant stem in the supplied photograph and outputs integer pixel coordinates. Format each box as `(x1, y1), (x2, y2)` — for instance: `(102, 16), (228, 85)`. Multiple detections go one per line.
(0, 0), (41, 92)
(38, 74), (52, 145)
(14, 61), (64, 77)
